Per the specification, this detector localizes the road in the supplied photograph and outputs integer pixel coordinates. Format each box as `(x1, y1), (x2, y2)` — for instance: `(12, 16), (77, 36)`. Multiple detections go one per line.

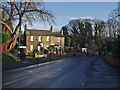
(2, 56), (119, 88)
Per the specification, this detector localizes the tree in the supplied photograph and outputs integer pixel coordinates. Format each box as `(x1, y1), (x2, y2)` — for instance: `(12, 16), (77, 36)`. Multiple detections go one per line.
(0, 1), (54, 51)
(109, 7), (119, 37)
(62, 26), (69, 46)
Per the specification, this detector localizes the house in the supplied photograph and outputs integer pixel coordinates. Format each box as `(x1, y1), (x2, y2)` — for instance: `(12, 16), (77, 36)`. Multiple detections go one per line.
(24, 25), (65, 53)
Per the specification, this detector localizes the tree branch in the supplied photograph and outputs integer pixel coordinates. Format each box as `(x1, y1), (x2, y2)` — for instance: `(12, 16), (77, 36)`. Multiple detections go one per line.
(0, 20), (13, 34)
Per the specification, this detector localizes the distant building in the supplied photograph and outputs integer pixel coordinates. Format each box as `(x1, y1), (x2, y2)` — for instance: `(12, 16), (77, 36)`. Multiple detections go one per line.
(24, 25), (64, 52)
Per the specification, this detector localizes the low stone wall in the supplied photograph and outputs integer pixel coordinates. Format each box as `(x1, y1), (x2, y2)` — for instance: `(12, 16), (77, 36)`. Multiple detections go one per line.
(35, 53), (44, 58)
(105, 54), (120, 67)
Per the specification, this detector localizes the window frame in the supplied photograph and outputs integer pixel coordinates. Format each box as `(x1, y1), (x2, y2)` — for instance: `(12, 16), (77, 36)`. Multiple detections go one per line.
(58, 37), (61, 43)
(39, 36), (42, 42)
(30, 45), (34, 51)
(47, 36), (50, 42)
(30, 36), (34, 41)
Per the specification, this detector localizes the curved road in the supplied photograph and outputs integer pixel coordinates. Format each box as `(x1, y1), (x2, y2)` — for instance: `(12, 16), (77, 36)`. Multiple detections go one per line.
(3, 56), (119, 88)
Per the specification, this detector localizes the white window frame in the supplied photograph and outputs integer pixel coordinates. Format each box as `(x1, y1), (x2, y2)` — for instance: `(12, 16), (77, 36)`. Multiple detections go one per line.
(41, 43), (43, 47)
(58, 37), (61, 43)
(30, 45), (34, 51)
(47, 36), (50, 42)
(30, 36), (34, 41)
(38, 46), (40, 52)
(39, 36), (42, 42)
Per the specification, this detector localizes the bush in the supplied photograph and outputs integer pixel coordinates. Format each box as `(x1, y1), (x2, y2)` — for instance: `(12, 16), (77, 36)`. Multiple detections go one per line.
(44, 49), (48, 54)
(28, 51), (33, 56)
(111, 40), (120, 58)
(2, 33), (10, 44)
(37, 52), (44, 55)
(107, 38), (120, 58)
(23, 48), (27, 55)
(68, 47), (74, 52)
(74, 47), (80, 52)
(48, 45), (55, 52)
(40, 47), (44, 53)
(61, 49), (65, 53)
(65, 46), (68, 52)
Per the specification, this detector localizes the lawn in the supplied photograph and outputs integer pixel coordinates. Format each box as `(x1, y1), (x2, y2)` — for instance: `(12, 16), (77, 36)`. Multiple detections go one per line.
(2, 52), (22, 66)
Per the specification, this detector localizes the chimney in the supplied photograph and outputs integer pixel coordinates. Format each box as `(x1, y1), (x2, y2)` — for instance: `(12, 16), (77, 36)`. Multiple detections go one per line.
(60, 27), (63, 35)
(50, 26), (53, 32)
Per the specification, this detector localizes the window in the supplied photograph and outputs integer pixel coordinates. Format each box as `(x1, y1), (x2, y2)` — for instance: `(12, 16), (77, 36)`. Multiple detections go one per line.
(38, 46), (40, 52)
(58, 37), (61, 43)
(46, 45), (49, 49)
(41, 43), (43, 47)
(39, 36), (42, 42)
(59, 45), (61, 50)
(30, 45), (34, 51)
(30, 36), (34, 41)
(47, 36), (50, 42)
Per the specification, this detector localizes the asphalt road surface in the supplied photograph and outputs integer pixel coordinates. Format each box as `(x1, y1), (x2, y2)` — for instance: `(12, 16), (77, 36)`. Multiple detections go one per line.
(2, 56), (119, 88)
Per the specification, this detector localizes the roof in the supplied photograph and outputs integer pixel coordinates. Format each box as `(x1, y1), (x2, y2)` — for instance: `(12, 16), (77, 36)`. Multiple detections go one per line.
(26, 29), (64, 37)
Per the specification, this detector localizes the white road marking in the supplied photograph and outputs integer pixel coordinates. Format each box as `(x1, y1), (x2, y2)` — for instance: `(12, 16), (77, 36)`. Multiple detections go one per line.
(3, 74), (33, 86)
(3, 59), (65, 86)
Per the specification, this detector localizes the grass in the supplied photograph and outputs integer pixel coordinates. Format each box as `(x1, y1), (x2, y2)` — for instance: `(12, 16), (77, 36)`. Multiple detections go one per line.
(28, 56), (72, 63)
(2, 52), (22, 66)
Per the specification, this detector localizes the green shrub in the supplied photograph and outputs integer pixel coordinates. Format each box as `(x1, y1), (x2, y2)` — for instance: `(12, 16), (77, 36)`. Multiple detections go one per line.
(74, 47), (80, 52)
(107, 37), (120, 58)
(28, 51), (33, 56)
(40, 47), (44, 53)
(2, 33), (10, 44)
(37, 52), (44, 55)
(61, 49), (65, 53)
(23, 48), (27, 55)
(44, 49), (48, 54)
(68, 47), (74, 52)
(65, 46), (68, 52)
(48, 45), (55, 52)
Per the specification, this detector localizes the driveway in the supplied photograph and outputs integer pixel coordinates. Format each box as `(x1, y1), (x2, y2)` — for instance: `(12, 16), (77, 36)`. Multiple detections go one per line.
(2, 56), (119, 88)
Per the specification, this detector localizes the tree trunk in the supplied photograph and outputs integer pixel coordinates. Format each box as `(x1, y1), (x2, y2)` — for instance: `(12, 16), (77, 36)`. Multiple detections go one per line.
(7, 17), (23, 51)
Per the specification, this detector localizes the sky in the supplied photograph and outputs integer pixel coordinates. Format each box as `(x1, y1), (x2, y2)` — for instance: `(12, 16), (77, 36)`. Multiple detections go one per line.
(26, 2), (118, 32)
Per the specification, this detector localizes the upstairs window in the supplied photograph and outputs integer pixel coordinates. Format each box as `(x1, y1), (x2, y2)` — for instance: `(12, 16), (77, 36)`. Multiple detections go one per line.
(30, 45), (34, 51)
(39, 36), (42, 42)
(58, 37), (61, 43)
(30, 36), (34, 41)
(47, 36), (50, 42)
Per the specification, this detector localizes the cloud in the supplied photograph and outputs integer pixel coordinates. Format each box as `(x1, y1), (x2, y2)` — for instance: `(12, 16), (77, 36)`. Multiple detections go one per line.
(80, 16), (94, 20)
(68, 16), (95, 20)
(68, 17), (78, 20)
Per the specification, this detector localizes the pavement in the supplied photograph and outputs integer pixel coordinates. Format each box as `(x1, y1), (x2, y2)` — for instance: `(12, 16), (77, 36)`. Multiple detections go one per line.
(2, 56), (119, 88)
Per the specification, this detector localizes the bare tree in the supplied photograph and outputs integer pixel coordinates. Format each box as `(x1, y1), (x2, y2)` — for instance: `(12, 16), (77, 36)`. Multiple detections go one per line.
(0, 1), (54, 51)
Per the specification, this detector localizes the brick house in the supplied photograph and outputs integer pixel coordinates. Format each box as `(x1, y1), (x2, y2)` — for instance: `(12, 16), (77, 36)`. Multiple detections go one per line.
(24, 25), (64, 52)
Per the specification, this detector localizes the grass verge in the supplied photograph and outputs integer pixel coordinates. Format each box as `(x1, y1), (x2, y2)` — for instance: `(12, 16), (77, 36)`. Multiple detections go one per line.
(28, 56), (72, 63)
(2, 52), (22, 66)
